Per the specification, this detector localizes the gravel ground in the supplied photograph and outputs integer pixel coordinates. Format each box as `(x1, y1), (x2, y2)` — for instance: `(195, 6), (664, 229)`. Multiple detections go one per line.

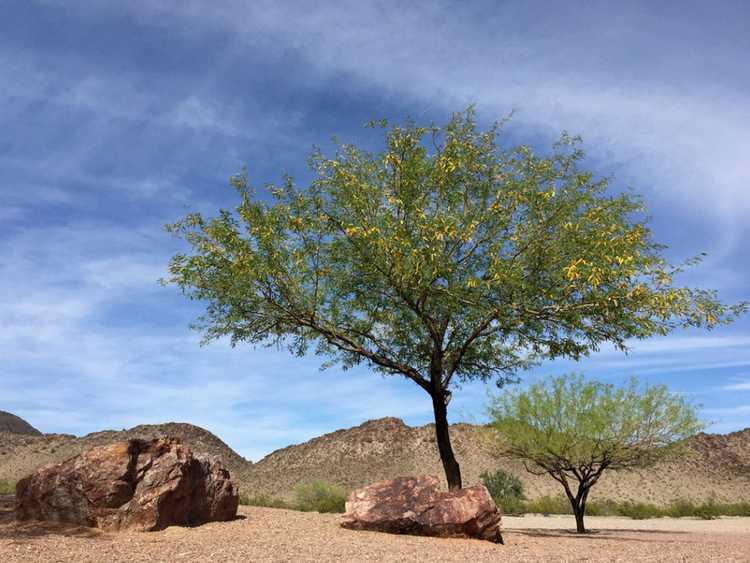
(1, 501), (749, 562)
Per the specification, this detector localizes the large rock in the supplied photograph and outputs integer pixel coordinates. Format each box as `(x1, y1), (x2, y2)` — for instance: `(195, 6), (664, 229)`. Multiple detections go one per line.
(15, 437), (238, 531)
(341, 475), (502, 543)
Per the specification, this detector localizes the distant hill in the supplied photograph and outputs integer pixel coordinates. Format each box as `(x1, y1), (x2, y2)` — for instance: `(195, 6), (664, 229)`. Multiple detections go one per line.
(243, 417), (750, 505)
(0, 411), (41, 436)
(1, 417), (749, 506)
(0, 422), (253, 488)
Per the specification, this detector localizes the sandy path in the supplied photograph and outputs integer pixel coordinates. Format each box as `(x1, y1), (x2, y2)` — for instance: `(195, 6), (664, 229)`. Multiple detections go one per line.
(1, 503), (748, 562)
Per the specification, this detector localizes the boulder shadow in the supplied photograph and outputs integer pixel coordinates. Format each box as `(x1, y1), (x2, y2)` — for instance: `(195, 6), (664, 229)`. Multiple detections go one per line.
(0, 520), (108, 541)
(0, 495), (106, 541)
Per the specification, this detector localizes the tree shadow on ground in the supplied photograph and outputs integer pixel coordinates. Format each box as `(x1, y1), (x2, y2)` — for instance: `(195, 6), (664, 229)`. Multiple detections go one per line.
(508, 528), (689, 544)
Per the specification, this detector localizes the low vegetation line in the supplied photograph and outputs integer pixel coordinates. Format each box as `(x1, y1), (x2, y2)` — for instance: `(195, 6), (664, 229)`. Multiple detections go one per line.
(238, 477), (750, 521)
(481, 468), (750, 521)
(239, 481), (346, 514)
(504, 496), (750, 520)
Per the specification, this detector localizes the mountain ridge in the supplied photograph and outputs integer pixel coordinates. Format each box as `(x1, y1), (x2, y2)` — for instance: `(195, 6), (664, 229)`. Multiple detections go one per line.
(1, 414), (748, 506)
(0, 411), (42, 436)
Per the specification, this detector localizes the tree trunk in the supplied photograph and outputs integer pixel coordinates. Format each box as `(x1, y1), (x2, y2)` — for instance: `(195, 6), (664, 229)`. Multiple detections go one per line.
(574, 507), (586, 533)
(431, 390), (462, 490)
(568, 485), (589, 533)
(561, 479), (588, 533)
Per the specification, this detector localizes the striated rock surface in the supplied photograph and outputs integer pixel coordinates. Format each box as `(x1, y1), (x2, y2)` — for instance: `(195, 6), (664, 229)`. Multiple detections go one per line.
(15, 438), (238, 531)
(341, 475), (502, 543)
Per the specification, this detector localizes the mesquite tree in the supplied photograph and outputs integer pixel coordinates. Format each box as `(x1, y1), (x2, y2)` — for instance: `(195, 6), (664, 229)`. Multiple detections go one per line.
(488, 375), (703, 532)
(165, 109), (744, 490)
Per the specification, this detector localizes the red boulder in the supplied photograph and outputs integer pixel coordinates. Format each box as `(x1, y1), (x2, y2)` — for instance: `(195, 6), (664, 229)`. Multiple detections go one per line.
(15, 438), (238, 531)
(341, 475), (502, 543)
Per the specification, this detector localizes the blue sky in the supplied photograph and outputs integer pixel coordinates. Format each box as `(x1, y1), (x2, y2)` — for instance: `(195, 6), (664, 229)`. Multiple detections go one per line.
(2, 1), (749, 461)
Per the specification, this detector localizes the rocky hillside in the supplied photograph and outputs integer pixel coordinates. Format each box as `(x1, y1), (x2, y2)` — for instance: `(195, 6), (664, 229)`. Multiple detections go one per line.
(0, 422), (253, 488)
(244, 418), (750, 505)
(2, 415), (749, 506)
(0, 411), (41, 436)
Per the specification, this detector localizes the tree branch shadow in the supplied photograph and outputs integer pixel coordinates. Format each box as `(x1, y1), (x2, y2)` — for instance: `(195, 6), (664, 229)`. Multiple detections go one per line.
(507, 528), (689, 544)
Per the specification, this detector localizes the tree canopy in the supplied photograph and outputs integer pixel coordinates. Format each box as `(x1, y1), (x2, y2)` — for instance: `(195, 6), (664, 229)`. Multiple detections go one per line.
(487, 374), (703, 532)
(165, 108), (744, 489)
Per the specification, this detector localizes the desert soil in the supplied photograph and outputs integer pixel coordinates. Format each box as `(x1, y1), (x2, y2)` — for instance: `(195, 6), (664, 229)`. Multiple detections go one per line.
(1, 499), (748, 562)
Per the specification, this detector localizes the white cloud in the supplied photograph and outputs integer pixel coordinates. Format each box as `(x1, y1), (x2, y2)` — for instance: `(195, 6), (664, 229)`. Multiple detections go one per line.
(622, 336), (750, 355)
(720, 380), (750, 391)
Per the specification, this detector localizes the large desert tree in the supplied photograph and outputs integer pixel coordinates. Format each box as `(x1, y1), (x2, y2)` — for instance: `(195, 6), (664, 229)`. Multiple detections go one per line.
(165, 109), (744, 490)
(488, 375), (703, 533)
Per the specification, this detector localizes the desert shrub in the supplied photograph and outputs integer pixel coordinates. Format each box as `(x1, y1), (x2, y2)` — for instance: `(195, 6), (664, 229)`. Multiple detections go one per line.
(522, 495), (573, 515)
(585, 499), (620, 516)
(293, 481), (346, 513)
(719, 502), (750, 517)
(239, 493), (290, 509)
(0, 480), (15, 495)
(480, 469), (525, 513)
(514, 496), (750, 519)
(667, 499), (698, 518)
(694, 504), (720, 520)
(666, 498), (724, 520)
(497, 496), (526, 515)
(615, 501), (663, 520)
(480, 469), (524, 500)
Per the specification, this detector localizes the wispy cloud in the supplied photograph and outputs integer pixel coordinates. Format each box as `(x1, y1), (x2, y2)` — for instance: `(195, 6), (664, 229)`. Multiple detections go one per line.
(720, 380), (750, 391)
(608, 336), (750, 355)
(112, 2), (750, 223)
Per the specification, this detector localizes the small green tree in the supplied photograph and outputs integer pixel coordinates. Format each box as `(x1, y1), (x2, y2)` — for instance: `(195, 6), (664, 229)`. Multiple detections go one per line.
(488, 375), (703, 532)
(165, 108), (744, 490)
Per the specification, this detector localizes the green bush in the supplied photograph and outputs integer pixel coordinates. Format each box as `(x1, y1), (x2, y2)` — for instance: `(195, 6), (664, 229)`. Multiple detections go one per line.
(615, 501), (663, 520)
(585, 499), (620, 516)
(239, 493), (290, 509)
(0, 480), (15, 495)
(293, 481), (346, 513)
(480, 469), (525, 500)
(497, 496), (526, 514)
(480, 469), (527, 514)
(667, 499), (698, 518)
(695, 506), (720, 520)
(667, 498), (723, 520)
(522, 495), (573, 515)
(719, 502), (750, 517)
